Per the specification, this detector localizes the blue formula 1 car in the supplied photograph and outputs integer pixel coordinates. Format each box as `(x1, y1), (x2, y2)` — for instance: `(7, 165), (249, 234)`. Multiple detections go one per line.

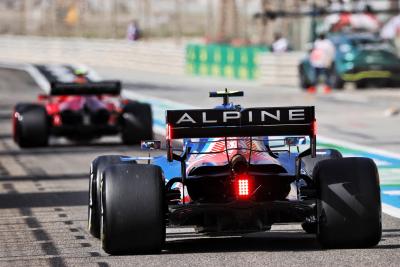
(87, 90), (381, 254)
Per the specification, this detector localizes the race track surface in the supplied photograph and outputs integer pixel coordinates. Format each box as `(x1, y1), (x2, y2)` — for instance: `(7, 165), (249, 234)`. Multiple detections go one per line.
(0, 68), (400, 266)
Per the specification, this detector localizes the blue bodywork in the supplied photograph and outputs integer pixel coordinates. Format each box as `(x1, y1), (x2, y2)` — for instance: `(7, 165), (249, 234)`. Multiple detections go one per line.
(122, 102), (312, 183)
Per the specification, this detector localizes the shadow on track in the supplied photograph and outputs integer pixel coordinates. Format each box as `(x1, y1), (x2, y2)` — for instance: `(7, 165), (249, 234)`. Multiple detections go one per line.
(0, 173), (87, 181)
(163, 227), (400, 254)
(164, 233), (321, 253)
(0, 142), (139, 156)
(0, 133), (12, 139)
(164, 230), (400, 254)
(0, 191), (87, 208)
(0, 113), (11, 121)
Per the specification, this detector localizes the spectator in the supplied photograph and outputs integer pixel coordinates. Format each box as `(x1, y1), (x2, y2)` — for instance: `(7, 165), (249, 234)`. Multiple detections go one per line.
(325, 3), (379, 33)
(381, 14), (400, 40)
(395, 27), (400, 56)
(350, 5), (379, 32)
(308, 33), (336, 93)
(271, 33), (289, 53)
(126, 20), (141, 42)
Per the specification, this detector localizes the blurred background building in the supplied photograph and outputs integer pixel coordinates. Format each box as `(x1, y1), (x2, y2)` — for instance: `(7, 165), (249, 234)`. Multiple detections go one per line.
(0, 0), (399, 50)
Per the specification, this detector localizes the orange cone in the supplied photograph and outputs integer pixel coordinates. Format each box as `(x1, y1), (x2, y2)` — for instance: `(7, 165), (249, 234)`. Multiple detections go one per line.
(323, 86), (332, 94)
(307, 86), (316, 94)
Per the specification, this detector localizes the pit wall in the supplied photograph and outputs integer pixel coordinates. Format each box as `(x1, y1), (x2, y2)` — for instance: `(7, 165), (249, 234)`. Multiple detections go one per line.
(186, 44), (269, 80)
(0, 35), (186, 76)
(0, 35), (302, 87)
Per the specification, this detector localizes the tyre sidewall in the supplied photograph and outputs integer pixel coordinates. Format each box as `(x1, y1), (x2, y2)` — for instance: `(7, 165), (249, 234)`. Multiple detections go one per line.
(315, 157), (382, 248)
(14, 103), (48, 147)
(101, 164), (165, 254)
(88, 155), (135, 238)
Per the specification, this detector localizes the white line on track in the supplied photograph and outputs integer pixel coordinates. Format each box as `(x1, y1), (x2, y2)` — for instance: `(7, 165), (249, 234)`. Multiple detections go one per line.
(25, 64), (51, 92)
(317, 135), (400, 160)
(382, 203), (400, 219)
(383, 190), (400, 196)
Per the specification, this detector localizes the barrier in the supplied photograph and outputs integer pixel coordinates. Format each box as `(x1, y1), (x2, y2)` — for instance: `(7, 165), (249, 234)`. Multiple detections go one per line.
(186, 44), (269, 80)
(0, 35), (304, 87)
(0, 35), (186, 75)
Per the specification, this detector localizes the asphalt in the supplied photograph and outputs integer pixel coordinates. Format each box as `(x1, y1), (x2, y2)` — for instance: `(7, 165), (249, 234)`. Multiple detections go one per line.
(0, 68), (400, 266)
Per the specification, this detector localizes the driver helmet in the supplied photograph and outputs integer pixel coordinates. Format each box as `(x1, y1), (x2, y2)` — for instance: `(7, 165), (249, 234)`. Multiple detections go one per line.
(74, 68), (88, 77)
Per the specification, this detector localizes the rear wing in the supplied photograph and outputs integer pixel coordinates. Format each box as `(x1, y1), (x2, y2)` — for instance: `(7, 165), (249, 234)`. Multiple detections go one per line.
(50, 80), (121, 96)
(166, 106), (316, 160)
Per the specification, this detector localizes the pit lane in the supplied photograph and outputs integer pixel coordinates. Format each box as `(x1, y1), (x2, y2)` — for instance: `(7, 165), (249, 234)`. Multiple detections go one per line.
(0, 67), (400, 266)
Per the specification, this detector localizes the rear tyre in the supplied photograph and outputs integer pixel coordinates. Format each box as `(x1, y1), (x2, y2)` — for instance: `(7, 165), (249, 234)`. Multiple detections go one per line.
(314, 157), (381, 248)
(101, 164), (165, 254)
(301, 149), (342, 234)
(121, 102), (153, 145)
(88, 155), (135, 238)
(301, 149), (342, 178)
(13, 103), (48, 148)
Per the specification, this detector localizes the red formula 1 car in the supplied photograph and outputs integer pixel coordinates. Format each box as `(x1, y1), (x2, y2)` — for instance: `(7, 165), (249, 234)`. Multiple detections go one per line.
(12, 80), (153, 147)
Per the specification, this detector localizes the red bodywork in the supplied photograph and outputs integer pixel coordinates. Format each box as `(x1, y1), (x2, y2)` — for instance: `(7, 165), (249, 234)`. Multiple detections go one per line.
(41, 95), (120, 128)
(39, 94), (121, 129)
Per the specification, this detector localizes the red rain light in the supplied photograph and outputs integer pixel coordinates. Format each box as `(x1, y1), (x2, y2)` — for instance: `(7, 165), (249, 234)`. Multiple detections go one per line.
(238, 179), (249, 196)
(235, 174), (253, 199)
(37, 94), (48, 101)
(312, 119), (317, 136)
(166, 123), (173, 140)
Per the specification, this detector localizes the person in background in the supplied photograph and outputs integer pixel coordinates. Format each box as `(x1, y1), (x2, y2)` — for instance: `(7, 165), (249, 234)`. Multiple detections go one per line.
(308, 33), (336, 94)
(381, 14), (400, 55)
(271, 33), (289, 53)
(126, 20), (141, 42)
(350, 5), (379, 32)
(394, 27), (400, 57)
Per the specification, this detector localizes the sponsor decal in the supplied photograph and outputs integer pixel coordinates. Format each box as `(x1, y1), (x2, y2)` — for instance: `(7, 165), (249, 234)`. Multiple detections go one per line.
(168, 107), (313, 127)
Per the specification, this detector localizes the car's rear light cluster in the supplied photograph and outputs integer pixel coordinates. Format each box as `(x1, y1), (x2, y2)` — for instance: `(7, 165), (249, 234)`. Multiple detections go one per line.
(238, 179), (249, 196)
(234, 174), (253, 199)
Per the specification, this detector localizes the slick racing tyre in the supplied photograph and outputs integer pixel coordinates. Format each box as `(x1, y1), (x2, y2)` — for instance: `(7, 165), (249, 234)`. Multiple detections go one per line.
(101, 164), (165, 254)
(301, 149), (342, 178)
(301, 149), (342, 234)
(88, 155), (136, 238)
(13, 103), (48, 148)
(314, 157), (381, 248)
(121, 101), (153, 145)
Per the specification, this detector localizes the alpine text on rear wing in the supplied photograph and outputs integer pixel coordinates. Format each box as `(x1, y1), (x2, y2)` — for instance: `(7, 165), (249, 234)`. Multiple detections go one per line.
(166, 106), (317, 160)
